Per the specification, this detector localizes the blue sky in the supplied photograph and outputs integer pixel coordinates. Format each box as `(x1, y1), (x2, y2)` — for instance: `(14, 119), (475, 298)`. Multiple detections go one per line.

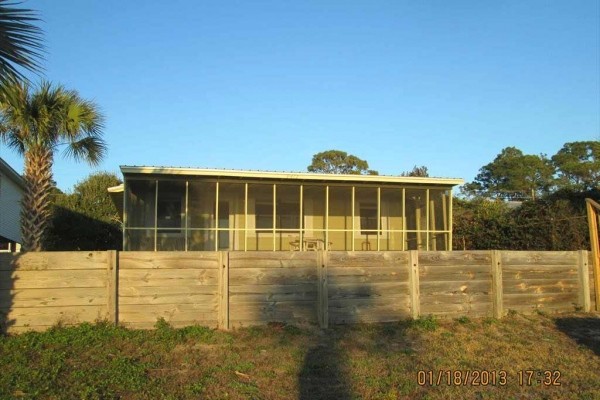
(1, 0), (598, 191)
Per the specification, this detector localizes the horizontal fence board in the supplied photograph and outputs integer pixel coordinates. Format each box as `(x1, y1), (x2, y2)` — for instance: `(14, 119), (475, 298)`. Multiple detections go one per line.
(420, 294), (492, 305)
(118, 293), (218, 306)
(0, 252), (107, 271)
(419, 265), (490, 281)
(419, 251), (491, 266)
(328, 296), (411, 308)
(420, 301), (492, 315)
(119, 269), (219, 286)
(503, 293), (578, 304)
(230, 291), (317, 304)
(119, 251), (219, 269)
(119, 303), (218, 322)
(327, 251), (409, 268)
(328, 282), (409, 299)
(119, 285), (218, 297)
(120, 320), (219, 329)
(229, 252), (317, 268)
(327, 267), (409, 283)
(501, 251), (578, 266)
(503, 279), (579, 295)
(329, 301), (411, 324)
(229, 267), (317, 285)
(230, 301), (317, 324)
(2, 287), (107, 308)
(4, 305), (106, 327)
(1, 270), (106, 290)
(419, 280), (491, 295)
(501, 264), (577, 272)
(503, 303), (577, 313)
(229, 283), (316, 295)
(502, 270), (578, 280)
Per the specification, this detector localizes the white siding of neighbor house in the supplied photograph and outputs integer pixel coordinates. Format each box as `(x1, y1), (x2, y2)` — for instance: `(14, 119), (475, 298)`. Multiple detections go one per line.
(0, 171), (22, 243)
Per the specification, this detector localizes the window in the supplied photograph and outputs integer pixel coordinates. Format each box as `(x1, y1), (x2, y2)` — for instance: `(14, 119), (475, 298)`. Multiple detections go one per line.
(255, 202), (299, 231)
(277, 202), (299, 230)
(157, 196), (183, 231)
(255, 203), (273, 230)
(360, 203), (378, 235)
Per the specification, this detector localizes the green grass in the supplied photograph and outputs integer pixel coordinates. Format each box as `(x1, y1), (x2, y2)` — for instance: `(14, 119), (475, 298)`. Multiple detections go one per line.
(1, 313), (599, 399)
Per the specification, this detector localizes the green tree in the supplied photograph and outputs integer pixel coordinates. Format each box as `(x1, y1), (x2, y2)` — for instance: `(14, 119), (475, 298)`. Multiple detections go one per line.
(0, 0), (44, 83)
(462, 147), (555, 200)
(46, 172), (122, 250)
(551, 141), (600, 191)
(0, 81), (106, 251)
(401, 165), (429, 177)
(307, 150), (378, 175)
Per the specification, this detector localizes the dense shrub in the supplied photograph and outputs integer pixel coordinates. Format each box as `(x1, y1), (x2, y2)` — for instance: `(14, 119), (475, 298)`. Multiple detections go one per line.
(453, 189), (597, 250)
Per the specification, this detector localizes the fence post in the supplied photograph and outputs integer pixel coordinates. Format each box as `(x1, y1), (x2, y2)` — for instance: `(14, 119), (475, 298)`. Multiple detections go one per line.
(107, 250), (118, 325)
(218, 251), (230, 330)
(491, 250), (503, 319)
(578, 250), (591, 312)
(409, 250), (420, 319)
(317, 250), (329, 328)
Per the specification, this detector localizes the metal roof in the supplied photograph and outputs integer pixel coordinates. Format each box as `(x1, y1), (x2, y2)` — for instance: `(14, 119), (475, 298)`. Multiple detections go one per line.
(120, 166), (464, 186)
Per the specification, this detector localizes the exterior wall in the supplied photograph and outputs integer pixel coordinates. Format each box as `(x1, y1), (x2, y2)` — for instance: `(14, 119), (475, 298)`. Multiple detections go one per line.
(0, 170), (23, 245)
(123, 177), (453, 252)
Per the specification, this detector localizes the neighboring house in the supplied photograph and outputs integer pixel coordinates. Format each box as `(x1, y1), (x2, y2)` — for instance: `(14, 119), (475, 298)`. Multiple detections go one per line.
(110, 166), (463, 252)
(0, 157), (24, 252)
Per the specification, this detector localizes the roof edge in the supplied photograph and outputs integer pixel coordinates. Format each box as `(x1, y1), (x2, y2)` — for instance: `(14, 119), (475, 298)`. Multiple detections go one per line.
(120, 166), (464, 186)
(0, 157), (26, 190)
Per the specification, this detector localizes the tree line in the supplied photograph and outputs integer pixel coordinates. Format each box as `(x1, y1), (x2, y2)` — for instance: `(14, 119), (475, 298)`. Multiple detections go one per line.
(454, 141), (598, 250)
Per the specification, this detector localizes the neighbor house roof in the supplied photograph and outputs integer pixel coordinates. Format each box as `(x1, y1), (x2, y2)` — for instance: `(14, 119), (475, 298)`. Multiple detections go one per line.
(0, 157), (25, 190)
(119, 166), (464, 186)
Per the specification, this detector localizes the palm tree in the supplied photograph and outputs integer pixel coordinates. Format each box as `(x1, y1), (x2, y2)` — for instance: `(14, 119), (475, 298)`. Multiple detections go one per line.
(0, 81), (106, 251)
(0, 0), (44, 83)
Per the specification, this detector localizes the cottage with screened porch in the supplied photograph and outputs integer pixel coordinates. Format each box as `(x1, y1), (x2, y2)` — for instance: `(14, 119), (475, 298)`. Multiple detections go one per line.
(111, 167), (463, 252)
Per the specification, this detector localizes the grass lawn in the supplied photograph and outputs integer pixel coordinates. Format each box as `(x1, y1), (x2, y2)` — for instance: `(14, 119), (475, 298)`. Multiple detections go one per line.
(0, 312), (599, 399)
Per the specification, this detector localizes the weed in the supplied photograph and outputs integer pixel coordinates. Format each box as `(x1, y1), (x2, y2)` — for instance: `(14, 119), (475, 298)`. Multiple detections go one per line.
(411, 315), (438, 331)
(455, 316), (471, 324)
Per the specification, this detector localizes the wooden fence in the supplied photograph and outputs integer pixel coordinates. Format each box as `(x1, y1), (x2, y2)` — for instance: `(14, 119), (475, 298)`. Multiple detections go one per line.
(0, 250), (595, 333)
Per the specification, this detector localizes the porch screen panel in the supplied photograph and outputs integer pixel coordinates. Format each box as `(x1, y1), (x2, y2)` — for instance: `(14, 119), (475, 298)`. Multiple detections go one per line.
(328, 186), (352, 251)
(125, 180), (156, 251)
(275, 184), (300, 250)
(380, 188), (403, 250)
(219, 182), (246, 250)
(187, 181), (216, 251)
(405, 189), (427, 250)
(125, 230), (154, 251)
(302, 186), (326, 248)
(354, 187), (378, 251)
(248, 183), (273, 251)
(428, 189), (450, 251)
(156, 181), (186, 251)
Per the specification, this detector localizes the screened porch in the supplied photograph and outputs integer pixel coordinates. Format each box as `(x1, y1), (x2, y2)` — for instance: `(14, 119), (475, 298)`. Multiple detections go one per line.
(123, 174), (457, 252)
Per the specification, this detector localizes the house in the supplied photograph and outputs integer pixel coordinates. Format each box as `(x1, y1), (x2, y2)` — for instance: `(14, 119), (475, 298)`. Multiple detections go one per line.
(0, 157), (24, 252)
(110, 166), (463, 251)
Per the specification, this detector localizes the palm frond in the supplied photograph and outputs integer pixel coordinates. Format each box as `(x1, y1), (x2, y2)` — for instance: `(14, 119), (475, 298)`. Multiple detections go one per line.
(0, 0), (44, 83)
(62, 135), (107, 166)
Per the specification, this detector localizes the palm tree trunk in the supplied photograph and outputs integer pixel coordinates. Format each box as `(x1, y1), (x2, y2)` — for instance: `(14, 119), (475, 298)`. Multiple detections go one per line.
(21, 148), (53, 251)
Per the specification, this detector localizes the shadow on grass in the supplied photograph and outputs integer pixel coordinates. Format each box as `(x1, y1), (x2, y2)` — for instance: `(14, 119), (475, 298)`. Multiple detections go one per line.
(555, 316), (600, 356)
(299, 329), (352, 400)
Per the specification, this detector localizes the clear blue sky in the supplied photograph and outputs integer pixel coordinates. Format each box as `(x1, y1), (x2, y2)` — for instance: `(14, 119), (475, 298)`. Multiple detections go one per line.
(1, 0), (598, 191)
